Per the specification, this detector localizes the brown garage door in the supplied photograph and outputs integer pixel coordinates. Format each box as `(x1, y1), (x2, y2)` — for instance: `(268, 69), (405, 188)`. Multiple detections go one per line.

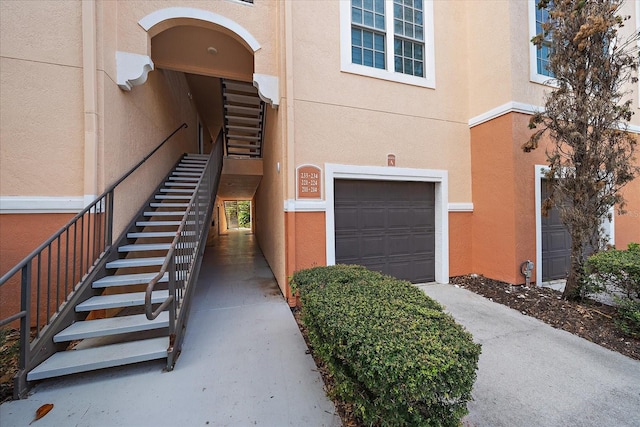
(334, 179), (435, 283)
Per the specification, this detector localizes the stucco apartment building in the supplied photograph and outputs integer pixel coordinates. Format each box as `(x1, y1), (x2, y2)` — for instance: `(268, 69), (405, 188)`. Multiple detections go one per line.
(1, 0), (639, 309)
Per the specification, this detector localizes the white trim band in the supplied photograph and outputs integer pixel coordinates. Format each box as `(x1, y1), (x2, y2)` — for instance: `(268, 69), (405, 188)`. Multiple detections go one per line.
(0, 196), (86, 214)
(469, 101), (640, 134)
(284, 199), (327, 212)
(448, 203), (474, 212)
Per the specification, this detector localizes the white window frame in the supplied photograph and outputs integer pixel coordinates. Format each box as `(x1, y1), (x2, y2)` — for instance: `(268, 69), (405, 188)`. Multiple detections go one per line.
(325, 163), (449, 283)
(528, 0), (554, 85)
(340, 0), (436, 88)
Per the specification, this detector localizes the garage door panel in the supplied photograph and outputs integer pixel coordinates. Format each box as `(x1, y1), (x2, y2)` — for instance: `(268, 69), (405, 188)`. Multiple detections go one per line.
(335, 208), (359, 230)
(361, 208), (387, 230)
(361, 236), (386, 257)
(334, 179), (435, 283)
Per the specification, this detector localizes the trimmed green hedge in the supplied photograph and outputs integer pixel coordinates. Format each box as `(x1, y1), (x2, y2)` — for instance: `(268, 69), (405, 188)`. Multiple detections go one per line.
(292, 265), (481, 427)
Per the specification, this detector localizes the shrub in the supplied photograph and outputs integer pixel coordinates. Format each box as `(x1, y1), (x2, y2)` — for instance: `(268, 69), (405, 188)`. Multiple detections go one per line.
(586, 243), (640, 298)
(292, 265), (481, 427)
(586, 243), (640, 338)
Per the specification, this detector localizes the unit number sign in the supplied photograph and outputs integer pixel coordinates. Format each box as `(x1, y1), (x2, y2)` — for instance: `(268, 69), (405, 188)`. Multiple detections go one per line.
(297, 165), (321, 199)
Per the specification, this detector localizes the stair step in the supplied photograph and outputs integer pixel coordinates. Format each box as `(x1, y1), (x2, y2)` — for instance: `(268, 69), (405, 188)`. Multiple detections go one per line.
(164, 182), (198, 187)
(228, 151), (261, 157)
(226, 125), (260, 132)
(228, 143), (261, 150)
(177, 163), (205, 168)
(175, 167), (204, 172)
(172, 172), (202, 177)
(136, 220), (181, 226)
(168, 176), (199, 182)
(76, 290), (170, 312)
(226, 115), (260, 124)
(143, 211), (186, 217)
(224, 93), (261, 105)
(155, 195), (192, 200)
(93, 272), (169, 288)
(119, 243), (171, 252)
(27, 337), (168, 381)
(54, 312), (170, 343)
(160, 188), (195, 193)
(149, 202), (190, 208)
(224, 81), (257, 93)
(227, 134), (260, 142)
(225, 105), (261, 114)
(184, 153), (209, 158)
(128, 231), (195, 238)
(107, 257), (165, 269)
(181, 158), (207, 163)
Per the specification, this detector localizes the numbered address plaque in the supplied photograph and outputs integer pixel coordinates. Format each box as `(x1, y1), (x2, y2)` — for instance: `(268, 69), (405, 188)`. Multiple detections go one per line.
(296, 165), (322, 199)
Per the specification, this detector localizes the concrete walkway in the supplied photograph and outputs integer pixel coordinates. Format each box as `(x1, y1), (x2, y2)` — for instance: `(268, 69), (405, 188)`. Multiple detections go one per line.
(0, 231), (341, 427)
(419, 283), (640, 427)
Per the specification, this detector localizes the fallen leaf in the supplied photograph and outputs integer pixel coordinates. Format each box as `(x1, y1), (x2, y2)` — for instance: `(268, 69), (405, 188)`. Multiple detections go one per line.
(29, 403), (53, 425)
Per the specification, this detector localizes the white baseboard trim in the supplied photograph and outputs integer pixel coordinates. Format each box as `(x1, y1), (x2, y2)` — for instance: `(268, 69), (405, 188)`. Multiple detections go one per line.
(0, 196), (85, 214)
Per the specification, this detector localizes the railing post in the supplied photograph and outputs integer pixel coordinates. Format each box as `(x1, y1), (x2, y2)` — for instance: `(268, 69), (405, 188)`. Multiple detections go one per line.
(15, 263), (32, 398)
(106, 191), (114, 247)
(168, 256), (176, 334)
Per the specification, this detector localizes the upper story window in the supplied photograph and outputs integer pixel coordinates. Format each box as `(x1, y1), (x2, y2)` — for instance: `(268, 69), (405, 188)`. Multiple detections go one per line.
(529, 0), (554, 84)
(341, 0), (435, 88)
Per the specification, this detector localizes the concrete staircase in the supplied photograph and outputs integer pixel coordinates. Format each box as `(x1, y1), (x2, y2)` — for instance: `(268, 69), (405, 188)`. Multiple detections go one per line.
(27, 154), (210, 381)
(222, 80), (265, 158)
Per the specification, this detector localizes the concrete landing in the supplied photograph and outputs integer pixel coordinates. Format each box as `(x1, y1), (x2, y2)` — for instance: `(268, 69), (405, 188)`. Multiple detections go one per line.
(0, 231), (341, 427)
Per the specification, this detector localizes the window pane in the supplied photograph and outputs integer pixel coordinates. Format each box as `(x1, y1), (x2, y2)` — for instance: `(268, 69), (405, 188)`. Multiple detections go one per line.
(395, 55), (403, 72)
(414, 61), (424, 77)
(352, 28), (362, 45)
(404, 58), (413, 74)
(374, 0), (384, 13)
(394, 38), (402, 54)
(405, 6), (413, 21)
(415, 0), (422, 9)
(415, 25), (423, 41)
(352, 46), (363, 64)
(352, 0), (362, 8)
(404, 0), (413, 6)
(364, 0), (373, 10)
(352, 7), (363, 24)
(363, 30), (373, 48)
(375, 14), (385, 29)
(415, 10), (423, 25)
(404, 22), (414, 38)
(375, 51), (385, 69)
(374, 33), (385, 50)
(415, 44), (423, 60)
(363, 49), (374, 66)
(395, 19), (403, 35)
(364, 10), (374, 27)
(404, 41), (412, 57)
(394, 2), (403, 19)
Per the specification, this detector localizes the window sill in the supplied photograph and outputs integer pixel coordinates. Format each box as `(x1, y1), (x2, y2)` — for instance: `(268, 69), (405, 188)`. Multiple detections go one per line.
(341, 62), (435, 89)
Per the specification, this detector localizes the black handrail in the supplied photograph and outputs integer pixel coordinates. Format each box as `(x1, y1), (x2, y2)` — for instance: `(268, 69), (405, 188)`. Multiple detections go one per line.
(0, 122), (188, 284)
(0, 122), (189, 398)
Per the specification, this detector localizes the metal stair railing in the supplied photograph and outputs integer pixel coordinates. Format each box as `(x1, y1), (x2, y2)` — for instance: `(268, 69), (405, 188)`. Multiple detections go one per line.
(144, 131), (224, 368)
(0, 122), (188, 399)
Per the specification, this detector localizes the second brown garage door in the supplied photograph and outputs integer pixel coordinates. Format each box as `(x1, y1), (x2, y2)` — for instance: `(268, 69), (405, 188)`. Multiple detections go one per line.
(334, 179), (436, 283)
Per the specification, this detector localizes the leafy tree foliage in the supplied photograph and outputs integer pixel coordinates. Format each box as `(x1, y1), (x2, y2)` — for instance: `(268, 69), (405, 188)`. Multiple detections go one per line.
(524, 0), (640, 300)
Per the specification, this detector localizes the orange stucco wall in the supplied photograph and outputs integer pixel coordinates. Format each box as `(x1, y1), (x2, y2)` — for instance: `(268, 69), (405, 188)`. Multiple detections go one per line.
(616, 177), (640, 247)
(0, 213), (75, 326)
(284, 211), (326, 304)
(449, 212), (473, 277)
(470, 112), (548, 284)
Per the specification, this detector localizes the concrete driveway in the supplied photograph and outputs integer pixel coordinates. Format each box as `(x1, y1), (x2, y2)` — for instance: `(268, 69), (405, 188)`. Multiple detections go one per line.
(419, 283), (640, 427)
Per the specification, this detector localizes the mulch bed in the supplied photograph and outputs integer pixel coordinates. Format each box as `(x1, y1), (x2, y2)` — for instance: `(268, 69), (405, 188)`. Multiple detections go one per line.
(450, 275), (639, 361)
